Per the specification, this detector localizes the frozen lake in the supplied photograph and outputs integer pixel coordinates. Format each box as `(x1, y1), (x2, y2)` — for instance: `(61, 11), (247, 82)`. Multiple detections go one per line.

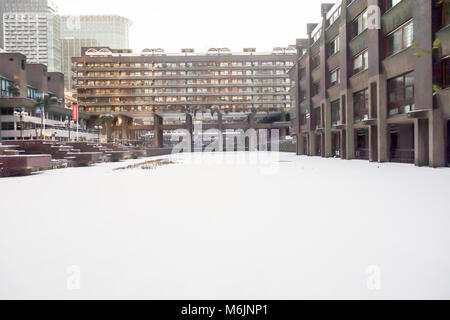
(0, 152), (449, 299)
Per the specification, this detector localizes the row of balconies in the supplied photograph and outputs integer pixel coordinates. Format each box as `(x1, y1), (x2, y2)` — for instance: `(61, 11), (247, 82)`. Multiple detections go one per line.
(79, 100), (292, 107)
(72, 65), (292, 73)
(74, 82), (289, 87)
(76, 92), (290, 98)
(73, 74), (289, 81)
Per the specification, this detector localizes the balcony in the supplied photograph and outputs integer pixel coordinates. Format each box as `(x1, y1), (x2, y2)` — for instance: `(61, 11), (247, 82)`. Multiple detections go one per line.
(332, 120), (345, 129)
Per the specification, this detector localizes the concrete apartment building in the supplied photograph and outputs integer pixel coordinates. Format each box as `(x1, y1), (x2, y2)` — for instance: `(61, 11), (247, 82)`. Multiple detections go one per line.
(72, 47), (296, 143)
(289, 0), (450, 167)
(1, 0), (62, 72)
(0, 52), (95, 141)
(60, 15), (132, 91)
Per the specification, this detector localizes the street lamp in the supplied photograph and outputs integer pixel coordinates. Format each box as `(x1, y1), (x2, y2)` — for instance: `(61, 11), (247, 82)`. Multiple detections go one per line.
(94, 125), (103, 144)
(18, 108), (26, 140)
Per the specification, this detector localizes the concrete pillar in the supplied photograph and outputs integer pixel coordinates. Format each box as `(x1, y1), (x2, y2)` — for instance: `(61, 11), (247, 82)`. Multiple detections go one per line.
(429, 109), (446, 168)
(340, 130), (347, 159)
(218, 112), (223, 133)
(369, 126), (378, 162)
(153, 114), (163, 148)
(121, 118), (128, 143)
(345, 91), (355, 159)
(248, 113), (255, 129)
(297, 134), (304, 155)
(323, 100), (332, 157)
(186, 113), (193, 133)
(414, 118), (429, 166)
(376, 76), (389, 162)
(280, 112), (287, 138)
(309, 133), (316, 156)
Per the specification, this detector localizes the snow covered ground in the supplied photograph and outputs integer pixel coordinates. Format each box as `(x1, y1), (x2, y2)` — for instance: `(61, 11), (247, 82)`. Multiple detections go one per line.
(0, 152), (449, 300)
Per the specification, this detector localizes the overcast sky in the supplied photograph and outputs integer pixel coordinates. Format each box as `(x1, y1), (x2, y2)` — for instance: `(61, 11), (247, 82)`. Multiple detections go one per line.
(56, 0), (323, 53)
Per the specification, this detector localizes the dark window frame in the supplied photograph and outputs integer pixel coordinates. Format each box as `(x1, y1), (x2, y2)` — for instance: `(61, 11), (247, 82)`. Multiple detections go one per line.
(387, 71), (415, 114)
(385, 19), (414, 57)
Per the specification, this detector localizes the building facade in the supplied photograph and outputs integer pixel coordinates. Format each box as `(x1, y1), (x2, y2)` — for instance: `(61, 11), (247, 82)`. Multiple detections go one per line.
(289, 0), (450, 167)
(1, 0), (61, 72)
(60, 15), (132, 92)
(0, 52), (95, 141)
(60, 15), (132, 50)
(72, 47), (296, 141)
(62, 38), (99, 91)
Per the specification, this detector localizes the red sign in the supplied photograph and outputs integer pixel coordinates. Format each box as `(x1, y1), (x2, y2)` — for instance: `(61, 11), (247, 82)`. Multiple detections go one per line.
(72, 103), (78, 122)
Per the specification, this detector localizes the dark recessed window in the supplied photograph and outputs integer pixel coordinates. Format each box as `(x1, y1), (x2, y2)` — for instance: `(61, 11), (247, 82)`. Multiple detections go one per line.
(352, 10), (368, 38)
(330, 68), (340, 87)
(329, 36), (340, 56)
(387, 72), (415, 115)
(386, 0), (402, 10)
(311, 55), (320, 70)
(443, 58), (450, 89)
(354, 89), (369, 123)
(331, 99), (341, 125)
(311, 82), (320, 96)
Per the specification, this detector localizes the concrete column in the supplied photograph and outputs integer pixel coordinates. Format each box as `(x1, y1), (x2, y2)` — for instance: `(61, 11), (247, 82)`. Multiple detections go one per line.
(345, 91), (355, 159)
(297, 134), (305, 155)
(217, 112), (223, 133)
(414, 118), (429, 167)
(429, 109), (446, 168)
(121, 118), (128, 142)
(369, 126), (378, 162)
(323, 100), (332, 157)
(248, 113), (255, 129)
(280, 112), (287, 138)
(153, 114), (163, 148)
(340, 130), (347, 159)
(186, 113), (193, 133)
(376, 76), (389, 162)
(309, 133), (316, 156)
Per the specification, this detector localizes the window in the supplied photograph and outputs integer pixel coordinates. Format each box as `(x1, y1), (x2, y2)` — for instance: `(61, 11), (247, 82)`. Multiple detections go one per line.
(329, 36), (340, 56)
(312, 82), (320, 96)
(327, 7), (341, 27)
(352, 50), (368, 74)
(386, 0), (402, 10)
(443, 0), (450, 27)
(314, 106), (322, 128)
(444, 58), (450, 89)
(352, 10), (368, 38)
(386, 20), (413, 56)
(387, 72), (415, 115)
(299, 67), (306, 80)
(27, 86), (37, 99)
(354, 89), (369, 122)
(312, 28), (322, 43)
(311, 55), (320, 70)
(299, 89), (307, 103)
(331, 99), (340, 125)
(330, 69), (340, 87)
(1, 78), (13, 96)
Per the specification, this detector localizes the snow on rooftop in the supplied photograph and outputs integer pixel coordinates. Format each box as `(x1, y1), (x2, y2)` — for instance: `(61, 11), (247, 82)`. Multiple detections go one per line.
(0, 152), (449, 299)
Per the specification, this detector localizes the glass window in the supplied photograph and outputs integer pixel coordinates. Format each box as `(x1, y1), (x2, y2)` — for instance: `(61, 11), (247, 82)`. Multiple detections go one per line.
(329, 36), (340, 56)
(386, 0), (402, 10)
(330, 69), (340, 87)
(354, 89), (369, 122)
(387, 72), (415, 114)
(386, 21), (414, 56)
(352, 10), (368, 38)
(331, 99), (340, 124)
(444, 58), (450, 88)
(352, 50), (368, 74)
